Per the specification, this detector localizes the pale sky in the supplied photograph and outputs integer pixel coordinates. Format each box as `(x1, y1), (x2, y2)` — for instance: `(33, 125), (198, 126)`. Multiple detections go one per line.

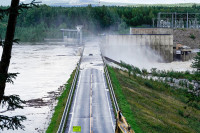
(1, 0), (200, 6)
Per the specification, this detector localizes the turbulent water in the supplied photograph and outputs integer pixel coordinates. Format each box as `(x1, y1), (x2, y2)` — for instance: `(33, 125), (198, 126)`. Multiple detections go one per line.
(0, 43), (81, 133)
(101, 42), (194, 71)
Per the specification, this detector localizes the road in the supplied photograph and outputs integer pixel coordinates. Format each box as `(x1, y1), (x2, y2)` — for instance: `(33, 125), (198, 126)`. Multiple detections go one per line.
(65, 41), (115, 133)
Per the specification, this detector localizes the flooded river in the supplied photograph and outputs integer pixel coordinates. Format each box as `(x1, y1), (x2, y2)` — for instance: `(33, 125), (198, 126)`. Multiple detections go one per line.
(0, 43), (81, 132)
(0, 42), (196, 133)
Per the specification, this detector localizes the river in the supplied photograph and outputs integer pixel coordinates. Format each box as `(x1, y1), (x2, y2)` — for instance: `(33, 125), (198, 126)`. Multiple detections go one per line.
(0, 43), (81, 132)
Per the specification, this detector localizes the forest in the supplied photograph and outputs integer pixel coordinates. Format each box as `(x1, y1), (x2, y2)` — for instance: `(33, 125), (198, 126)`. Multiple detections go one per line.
(1, 4), (200, 42)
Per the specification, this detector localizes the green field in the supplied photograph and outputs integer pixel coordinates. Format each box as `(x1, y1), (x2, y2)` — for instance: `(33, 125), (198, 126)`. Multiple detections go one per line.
(108, 66), (200, 133)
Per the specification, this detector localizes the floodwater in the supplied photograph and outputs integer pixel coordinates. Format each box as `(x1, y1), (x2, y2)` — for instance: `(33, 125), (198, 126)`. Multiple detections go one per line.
(0, 43), (81, 132)
(101, 43), (195, 72)
(150, 60), (194, 71)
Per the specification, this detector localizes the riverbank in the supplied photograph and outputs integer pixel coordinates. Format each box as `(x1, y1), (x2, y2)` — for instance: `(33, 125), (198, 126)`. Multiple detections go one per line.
(46, 69), (76, 133)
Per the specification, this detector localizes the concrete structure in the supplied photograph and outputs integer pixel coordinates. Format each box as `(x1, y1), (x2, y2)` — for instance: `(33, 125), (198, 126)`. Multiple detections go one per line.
(174, 44), (196, 61)
(60, 25), (83, 45)
(130, 28), (173, 34)
(102, 28), (173, 62)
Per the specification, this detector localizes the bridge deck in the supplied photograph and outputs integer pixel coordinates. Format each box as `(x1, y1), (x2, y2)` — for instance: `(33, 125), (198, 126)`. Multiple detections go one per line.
(65, 41), (115, 133)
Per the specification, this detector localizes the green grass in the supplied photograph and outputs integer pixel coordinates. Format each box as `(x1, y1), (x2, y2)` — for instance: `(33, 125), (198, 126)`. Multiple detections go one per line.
(46, 69), (76, 133)
(107, 66), (142, 133)
(108, 66), (200, 133)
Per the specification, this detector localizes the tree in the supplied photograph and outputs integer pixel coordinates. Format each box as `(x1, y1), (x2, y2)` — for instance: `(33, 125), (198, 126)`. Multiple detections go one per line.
(0, 0), (39, 130)
(191, 50), (200, 72)
(0, 0), (20, 103)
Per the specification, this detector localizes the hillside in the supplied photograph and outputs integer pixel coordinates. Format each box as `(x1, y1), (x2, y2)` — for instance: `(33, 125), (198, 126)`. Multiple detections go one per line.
(174, 29), (200, 48)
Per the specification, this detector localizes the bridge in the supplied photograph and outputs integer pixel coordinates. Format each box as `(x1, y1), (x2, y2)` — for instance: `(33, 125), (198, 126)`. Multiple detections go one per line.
(57, 41), (134, 133)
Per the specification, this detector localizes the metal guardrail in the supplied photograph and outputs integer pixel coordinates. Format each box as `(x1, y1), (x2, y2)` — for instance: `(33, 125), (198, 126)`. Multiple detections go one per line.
(102, 56), (135, 133)
(102, 56), (120, 114)
(57, 56), (82, 133)
(100, 46), (119, 114)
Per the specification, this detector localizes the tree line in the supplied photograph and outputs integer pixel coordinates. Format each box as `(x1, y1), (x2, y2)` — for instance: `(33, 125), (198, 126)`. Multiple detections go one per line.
(1, 4), (200, 41)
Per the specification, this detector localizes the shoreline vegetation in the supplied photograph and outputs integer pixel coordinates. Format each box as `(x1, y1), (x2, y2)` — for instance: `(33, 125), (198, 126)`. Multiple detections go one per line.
(107, 65), (200, 133)
(46, 69), (76, 133)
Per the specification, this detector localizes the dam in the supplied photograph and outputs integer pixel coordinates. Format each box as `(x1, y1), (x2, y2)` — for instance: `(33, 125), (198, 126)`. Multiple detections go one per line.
(101, 28), (173, 63)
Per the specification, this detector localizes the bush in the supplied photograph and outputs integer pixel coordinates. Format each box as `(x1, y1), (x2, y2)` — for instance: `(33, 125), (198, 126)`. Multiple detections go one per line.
(188, 84), (194, 90)
(189, 34), (196, 40)
(144, 81), (154, 89)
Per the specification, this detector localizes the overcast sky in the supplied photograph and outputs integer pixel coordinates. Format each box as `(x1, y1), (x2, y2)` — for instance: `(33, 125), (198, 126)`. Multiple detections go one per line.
(1, 0), (200, 6)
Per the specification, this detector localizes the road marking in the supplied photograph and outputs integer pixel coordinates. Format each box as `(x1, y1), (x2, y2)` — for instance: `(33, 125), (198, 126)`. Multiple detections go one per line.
(102, 72), (115, 132)
(73, 126), (81, 132)
(68, 71), (82, 133)
(90, 74), (93, 133)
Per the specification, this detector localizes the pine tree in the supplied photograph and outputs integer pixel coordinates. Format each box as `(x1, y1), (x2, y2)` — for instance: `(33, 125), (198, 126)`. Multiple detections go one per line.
(0, 0), (39, 130)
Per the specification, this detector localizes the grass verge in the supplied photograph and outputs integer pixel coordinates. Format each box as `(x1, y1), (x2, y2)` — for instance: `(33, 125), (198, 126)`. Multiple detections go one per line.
(107, 66), (142, 133)
(46, 69), (76, 133)
(108, 66), (200, 133)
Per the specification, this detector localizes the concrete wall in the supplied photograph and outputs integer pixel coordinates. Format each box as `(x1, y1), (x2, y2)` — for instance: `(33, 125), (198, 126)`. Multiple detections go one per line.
(102, 34), (173, 62)
(130, 28), (173, 34)
(64, 36), (78, 44)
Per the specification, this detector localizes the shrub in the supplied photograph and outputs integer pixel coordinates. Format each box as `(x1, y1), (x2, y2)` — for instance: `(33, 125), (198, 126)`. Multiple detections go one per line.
(144, 81), (154, 89)
(189, 34), (196, 40)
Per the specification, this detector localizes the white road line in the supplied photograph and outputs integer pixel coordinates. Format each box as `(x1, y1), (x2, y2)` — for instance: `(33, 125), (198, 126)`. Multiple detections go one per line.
(102, 71), (115, 132)
(68, 71), (82, 133)
(90, 74), (93, 133)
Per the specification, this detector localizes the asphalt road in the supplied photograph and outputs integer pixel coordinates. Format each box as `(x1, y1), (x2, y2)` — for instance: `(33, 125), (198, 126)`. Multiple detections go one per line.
(65, 41), (115, 133)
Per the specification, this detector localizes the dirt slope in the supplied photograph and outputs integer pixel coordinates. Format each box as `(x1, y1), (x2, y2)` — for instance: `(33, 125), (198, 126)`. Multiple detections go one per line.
(174, 29), (200, 48)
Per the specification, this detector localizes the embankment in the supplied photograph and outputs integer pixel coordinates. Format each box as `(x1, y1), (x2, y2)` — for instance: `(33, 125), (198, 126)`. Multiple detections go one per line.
(46, 69), (76, 133)
(108, 66), (200, 133)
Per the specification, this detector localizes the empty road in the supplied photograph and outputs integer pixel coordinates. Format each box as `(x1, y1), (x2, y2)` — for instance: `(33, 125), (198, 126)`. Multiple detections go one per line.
(65, 41), (115, 133)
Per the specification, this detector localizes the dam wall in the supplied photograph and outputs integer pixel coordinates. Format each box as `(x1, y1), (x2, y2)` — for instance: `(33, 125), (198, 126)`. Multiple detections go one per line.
(101, 34), (173, 62)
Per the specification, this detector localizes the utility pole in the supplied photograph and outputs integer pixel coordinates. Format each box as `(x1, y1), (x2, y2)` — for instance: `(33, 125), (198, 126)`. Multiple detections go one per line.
(152, 18), (155, 28)
(187, 12), (189, 28)
(175, 12), (177, 28)
(157, 12), (161, 28)
(172, 13), (174, 28)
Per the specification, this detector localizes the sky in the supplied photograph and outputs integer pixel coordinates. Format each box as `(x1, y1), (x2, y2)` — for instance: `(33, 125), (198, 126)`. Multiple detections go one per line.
(1, 0), (200, 6)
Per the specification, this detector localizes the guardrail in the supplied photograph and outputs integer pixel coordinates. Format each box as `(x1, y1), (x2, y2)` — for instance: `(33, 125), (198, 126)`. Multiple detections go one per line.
(102, 56), (135, 133)
(102, 57), (120, 113)
(57, 56), (82, 133)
